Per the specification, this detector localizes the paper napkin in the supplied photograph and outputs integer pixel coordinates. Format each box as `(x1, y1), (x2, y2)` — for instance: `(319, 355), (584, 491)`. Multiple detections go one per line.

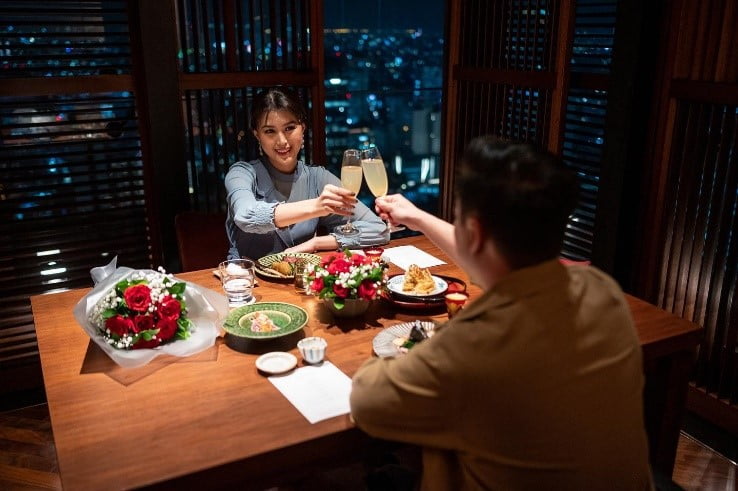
(268, 361), (352, 424)
(381, 245), (446, 270)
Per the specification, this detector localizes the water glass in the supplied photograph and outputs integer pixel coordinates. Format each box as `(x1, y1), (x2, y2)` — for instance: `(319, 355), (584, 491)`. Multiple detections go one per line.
(219, 259), (255, 307)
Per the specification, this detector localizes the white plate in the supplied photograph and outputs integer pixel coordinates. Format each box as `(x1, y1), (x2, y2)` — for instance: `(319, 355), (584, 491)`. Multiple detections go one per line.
(372, 321), (437, 358)
(386, 274), (448, 297)
(255, 351), (297, 375)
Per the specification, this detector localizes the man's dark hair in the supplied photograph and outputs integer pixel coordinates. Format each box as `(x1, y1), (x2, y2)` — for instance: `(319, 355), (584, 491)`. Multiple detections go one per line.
(250, 86), (308, 130)
(455, 135), (579, 269)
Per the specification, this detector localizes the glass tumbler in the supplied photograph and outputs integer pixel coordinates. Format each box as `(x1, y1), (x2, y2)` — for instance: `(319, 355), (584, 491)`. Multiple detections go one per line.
(293, 260), (308, 293)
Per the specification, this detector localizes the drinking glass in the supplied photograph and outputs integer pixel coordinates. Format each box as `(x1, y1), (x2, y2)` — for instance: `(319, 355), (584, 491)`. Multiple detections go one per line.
(219, 259), (256, 307)
(334, 149), (363, 238)
(360, 145), (405, 233)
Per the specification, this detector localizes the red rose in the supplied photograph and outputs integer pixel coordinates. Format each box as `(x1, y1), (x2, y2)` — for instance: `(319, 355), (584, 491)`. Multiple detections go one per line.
(157, 296), (181, 321)
(327, 258), (351, 275)
(133, 337), (161, 349)
(321, 253), (340, 267)
(105, 315), (134, 337)
(357, 279), (377, 300)
(156, 318), (178, 340)
(333, 283), (349, 298)
(352, 254), (370, 266)
(124, 284), (151, 312)
(310, 277), (324, 293)
(132, 314), (154, 333)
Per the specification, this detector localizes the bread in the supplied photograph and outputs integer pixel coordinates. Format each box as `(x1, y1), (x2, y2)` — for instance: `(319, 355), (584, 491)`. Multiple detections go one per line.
(270, 261), (294, 276)
(402, 264), (436, 294)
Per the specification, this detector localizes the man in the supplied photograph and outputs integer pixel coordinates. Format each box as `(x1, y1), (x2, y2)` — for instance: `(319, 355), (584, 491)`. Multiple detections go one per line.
(350, 136), (653, 490)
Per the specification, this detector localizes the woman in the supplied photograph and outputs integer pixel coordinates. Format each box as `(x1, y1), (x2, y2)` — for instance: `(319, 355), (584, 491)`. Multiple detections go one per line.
(225, 87), (389, 260)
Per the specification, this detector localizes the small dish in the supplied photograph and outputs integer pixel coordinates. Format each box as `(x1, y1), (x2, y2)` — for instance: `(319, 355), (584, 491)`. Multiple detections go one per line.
(222, 302), (308, 339)
(255, 252), (321, 280)
(372, 321), (437, 358)
(255, 351), (298, 375)
(386, 274), (448, 297)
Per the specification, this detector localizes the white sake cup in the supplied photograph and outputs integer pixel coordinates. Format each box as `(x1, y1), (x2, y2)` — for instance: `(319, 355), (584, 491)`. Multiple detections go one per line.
(297, 336), (328, 364)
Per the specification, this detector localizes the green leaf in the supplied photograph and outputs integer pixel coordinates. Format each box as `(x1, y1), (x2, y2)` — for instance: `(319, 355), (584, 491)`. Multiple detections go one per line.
(102, 308), (117, 320)
(139, 329), (159, 341)
(175, 319), (192, 340)
(332, 298), (345, 310)
(168, 282), (186, 296)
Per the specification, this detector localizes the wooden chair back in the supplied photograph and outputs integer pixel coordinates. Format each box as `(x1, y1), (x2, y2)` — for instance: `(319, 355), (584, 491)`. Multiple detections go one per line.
(174, 211), (229, 272)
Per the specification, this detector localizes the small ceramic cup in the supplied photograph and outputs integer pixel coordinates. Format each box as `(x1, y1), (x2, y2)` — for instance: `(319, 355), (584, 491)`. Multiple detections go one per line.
(363, 247), (384, 262)
(445, 292), (469, 319)
(297, 336), (328, 364)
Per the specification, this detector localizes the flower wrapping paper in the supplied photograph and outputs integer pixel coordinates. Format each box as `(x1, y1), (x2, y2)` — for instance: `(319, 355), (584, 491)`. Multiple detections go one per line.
(73, 258), (228, 368)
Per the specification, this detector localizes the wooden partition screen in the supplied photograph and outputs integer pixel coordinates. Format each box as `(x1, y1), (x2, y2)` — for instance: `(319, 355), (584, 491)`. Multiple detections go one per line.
(443, 1), (574, 220)
(640, 0), (738, 433)
(177, 0), (324, 214)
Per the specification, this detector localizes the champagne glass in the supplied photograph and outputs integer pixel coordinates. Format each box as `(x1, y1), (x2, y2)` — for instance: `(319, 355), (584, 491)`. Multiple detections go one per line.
(361, 145), (405, 232)
(334, 148), (363, 237)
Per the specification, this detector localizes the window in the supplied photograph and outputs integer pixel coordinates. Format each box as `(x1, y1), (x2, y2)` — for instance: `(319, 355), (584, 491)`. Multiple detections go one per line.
(0, 0), (146, 392)
(323, 0), (445, 216)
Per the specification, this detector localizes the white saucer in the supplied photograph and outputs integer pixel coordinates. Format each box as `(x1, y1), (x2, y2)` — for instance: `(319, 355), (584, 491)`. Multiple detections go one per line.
(255, 351), (298, 375)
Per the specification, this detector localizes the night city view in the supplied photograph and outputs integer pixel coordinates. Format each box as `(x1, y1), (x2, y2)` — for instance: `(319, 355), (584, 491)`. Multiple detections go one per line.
(323, 0), (445, 215)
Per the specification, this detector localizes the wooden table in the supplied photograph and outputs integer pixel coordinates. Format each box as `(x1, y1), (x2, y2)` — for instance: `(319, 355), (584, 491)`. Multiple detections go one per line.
(31, 235), (702, 489)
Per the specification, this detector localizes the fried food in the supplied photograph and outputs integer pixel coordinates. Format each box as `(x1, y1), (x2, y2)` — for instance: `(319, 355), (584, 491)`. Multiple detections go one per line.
(402, 264), (436, 294)
(270, 260), (294, 276)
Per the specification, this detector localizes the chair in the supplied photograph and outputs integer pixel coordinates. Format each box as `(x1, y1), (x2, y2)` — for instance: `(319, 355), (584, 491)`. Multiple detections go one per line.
(174, 210), (230, 272)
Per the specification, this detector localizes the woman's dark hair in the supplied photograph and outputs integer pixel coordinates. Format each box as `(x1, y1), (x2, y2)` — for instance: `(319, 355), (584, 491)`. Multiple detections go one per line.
(250, 86), (308, 130)
(454, 135), (579, 269)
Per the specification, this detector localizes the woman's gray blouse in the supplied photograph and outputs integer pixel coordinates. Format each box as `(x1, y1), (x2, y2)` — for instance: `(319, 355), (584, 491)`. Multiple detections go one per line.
(224, 158), (389, 259)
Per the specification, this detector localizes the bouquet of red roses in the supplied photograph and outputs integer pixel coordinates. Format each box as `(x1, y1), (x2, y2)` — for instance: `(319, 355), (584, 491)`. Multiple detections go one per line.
(304, 250), (387, 310)
(88, 268), (193, 350)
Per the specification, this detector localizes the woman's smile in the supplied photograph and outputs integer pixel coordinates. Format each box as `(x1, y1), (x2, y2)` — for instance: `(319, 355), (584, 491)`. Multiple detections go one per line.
(253, 109), (305, 173)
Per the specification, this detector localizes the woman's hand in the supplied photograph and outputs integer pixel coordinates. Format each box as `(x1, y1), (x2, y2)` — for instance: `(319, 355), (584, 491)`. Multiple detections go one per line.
(285, 235), (339, 253)
(313, 184), (357, 217)
(284, 239), (315, 254)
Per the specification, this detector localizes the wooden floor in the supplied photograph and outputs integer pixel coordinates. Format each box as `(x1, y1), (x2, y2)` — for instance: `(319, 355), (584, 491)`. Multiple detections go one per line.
(673, 433), (737, 490)
(0, 403), (736, 490)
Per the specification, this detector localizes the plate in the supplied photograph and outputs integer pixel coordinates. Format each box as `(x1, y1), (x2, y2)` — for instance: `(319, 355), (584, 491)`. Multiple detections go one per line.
(372, 321), (437, 358)
(386, 274), (448, 297)
(255, 351), (297, 375)
(381, 275), (467, 309)
(223, 302), (308, 339)
(255, 252), (321, 280)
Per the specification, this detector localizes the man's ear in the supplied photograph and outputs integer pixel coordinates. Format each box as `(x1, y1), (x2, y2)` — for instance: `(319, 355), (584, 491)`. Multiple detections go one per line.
(464, 214), (485, 255)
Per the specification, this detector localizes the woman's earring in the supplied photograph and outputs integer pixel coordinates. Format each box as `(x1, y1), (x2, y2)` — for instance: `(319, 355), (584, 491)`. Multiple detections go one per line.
(258, 143), (263, 156)
(301, 139), (305, 150)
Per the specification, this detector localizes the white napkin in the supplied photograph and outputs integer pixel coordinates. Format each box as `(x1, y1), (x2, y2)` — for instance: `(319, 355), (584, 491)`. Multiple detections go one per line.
(381, 245), (446, 270)
(267, 361), (352, 424)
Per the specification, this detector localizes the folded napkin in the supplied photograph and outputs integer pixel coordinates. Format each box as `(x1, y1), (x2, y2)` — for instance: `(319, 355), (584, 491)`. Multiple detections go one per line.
(267, 361), (352, 424)
(381, 245), (446, 270)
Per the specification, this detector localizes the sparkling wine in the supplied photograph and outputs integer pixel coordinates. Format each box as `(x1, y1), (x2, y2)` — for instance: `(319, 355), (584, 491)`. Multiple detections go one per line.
(361, 158), (388, 197)
(340, 165), (363, 194)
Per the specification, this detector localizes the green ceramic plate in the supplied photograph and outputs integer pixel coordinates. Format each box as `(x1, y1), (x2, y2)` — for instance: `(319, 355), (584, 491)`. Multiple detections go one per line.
(255, 252), (321, 279)
(223, 302), (309, 339)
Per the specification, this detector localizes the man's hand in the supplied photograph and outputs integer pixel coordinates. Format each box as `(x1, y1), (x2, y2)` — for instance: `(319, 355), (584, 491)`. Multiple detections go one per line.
(374, 194), (422, 231)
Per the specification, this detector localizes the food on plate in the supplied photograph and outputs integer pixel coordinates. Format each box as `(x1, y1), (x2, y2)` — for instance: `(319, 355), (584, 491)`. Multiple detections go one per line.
(270, 260), (294, 276)
(249, 312), (280, 333)
(391, 321), (433, 353)
(402, 264), (436, 294)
